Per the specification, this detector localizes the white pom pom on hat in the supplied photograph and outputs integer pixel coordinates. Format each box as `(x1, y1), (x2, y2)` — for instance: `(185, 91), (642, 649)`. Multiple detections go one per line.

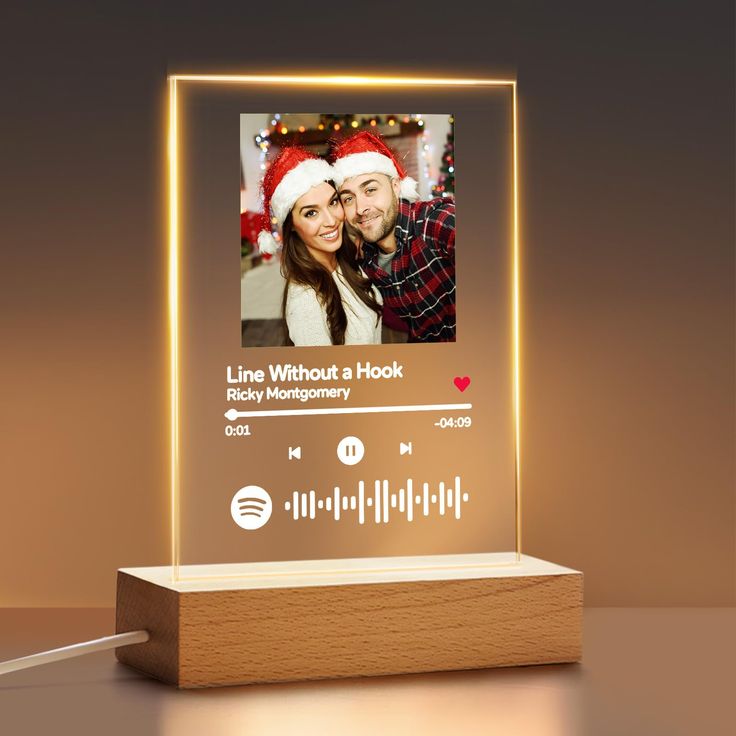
(257, 229), (280, 256)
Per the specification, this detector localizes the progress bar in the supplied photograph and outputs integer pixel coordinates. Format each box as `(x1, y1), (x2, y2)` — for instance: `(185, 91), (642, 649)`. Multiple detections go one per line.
(224, 403), (472, 420)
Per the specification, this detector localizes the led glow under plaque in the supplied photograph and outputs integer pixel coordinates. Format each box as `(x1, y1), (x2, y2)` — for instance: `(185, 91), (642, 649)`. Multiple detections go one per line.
(170, 76), (520, 580)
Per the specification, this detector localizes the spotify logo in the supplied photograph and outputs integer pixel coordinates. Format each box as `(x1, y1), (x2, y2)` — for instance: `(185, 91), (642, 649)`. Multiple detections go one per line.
(230, 485), (272, 530)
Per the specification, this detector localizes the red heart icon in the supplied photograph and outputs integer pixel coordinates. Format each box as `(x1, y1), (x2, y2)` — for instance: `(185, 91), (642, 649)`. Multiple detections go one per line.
(454, 376), (471, 392)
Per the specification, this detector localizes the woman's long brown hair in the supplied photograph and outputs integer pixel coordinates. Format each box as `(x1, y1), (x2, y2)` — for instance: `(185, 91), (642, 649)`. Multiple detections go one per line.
(280, 191), (382, 345)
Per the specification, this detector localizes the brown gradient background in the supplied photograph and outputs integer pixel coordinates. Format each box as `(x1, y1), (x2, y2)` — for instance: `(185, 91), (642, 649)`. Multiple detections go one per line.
(180, 87), (515, 566)
(0, 1), (733, 607)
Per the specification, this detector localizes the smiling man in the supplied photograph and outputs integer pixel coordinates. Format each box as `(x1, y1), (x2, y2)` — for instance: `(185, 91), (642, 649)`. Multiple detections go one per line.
(332, 131), (456, 342)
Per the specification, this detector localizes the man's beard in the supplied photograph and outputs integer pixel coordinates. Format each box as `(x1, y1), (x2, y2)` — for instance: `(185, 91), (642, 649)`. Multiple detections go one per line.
(357, 195), (398, 244)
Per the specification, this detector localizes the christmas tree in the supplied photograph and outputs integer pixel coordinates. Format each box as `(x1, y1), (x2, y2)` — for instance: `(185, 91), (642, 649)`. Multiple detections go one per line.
(432, 116), (455, 198)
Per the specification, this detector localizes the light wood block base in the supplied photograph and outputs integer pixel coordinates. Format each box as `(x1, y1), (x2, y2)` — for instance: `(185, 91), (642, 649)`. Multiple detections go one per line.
(115, 554), (582, 688)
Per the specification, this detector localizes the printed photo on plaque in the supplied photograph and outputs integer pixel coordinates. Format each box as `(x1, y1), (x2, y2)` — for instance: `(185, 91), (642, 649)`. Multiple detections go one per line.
(240, 114), (456, 348)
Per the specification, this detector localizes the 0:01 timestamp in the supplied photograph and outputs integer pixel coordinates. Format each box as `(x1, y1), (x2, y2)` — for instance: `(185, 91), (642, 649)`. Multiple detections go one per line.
(225, 424), (252, 437)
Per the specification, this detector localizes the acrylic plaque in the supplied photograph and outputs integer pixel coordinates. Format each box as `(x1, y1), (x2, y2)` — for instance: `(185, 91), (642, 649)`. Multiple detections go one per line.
(168, 76), (520, 581)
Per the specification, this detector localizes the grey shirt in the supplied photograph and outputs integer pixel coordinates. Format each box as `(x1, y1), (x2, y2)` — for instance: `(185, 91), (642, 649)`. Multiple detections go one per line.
(376, 248), (396, 273)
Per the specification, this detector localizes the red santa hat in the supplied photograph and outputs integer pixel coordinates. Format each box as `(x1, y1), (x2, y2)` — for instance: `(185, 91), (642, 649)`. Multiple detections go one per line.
(330, 131), (419, 202)
(257, 146), (335, 255)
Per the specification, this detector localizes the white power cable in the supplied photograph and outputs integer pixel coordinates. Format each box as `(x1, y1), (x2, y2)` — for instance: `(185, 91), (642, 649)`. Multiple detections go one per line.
(0, 630), (149, 676)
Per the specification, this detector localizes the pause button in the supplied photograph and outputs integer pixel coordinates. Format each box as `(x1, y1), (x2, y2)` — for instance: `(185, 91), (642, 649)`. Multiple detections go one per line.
(337, 436), (365, 466)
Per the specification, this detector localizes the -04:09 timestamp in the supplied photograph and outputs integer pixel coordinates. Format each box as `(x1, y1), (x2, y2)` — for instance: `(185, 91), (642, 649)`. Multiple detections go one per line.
(434, 416), (472, 429)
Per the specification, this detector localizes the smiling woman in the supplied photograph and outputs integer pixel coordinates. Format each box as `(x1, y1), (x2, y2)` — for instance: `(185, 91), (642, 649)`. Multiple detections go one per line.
(291, 182), (343, 266)
(255, 146), (384, 346)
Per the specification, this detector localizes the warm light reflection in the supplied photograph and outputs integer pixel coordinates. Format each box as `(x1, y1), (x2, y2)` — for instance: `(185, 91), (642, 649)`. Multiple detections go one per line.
(170, 73), (515, 87)
(168, 76), (180, 581)
(512, 82), (522, 559)
(167, 75), (521, 579)
(162, 669), (577, 735)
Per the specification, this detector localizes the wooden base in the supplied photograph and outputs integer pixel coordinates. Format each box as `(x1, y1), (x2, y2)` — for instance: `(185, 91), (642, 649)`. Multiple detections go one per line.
(115, 554), (582, 688)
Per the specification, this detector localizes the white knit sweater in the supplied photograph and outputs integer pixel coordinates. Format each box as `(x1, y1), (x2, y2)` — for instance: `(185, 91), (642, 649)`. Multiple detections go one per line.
(285, 266), (382, 346)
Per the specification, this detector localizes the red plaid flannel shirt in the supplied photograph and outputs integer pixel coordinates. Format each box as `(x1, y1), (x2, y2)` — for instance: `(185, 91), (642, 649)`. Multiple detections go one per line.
(360, 197), (456, 342)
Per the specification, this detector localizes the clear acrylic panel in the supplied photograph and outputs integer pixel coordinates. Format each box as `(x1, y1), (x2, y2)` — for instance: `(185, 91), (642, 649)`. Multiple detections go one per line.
(169, 76), (520, 580)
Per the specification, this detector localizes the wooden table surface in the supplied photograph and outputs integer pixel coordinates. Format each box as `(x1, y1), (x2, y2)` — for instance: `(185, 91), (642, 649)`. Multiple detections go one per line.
(1, 607), (733, 736)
